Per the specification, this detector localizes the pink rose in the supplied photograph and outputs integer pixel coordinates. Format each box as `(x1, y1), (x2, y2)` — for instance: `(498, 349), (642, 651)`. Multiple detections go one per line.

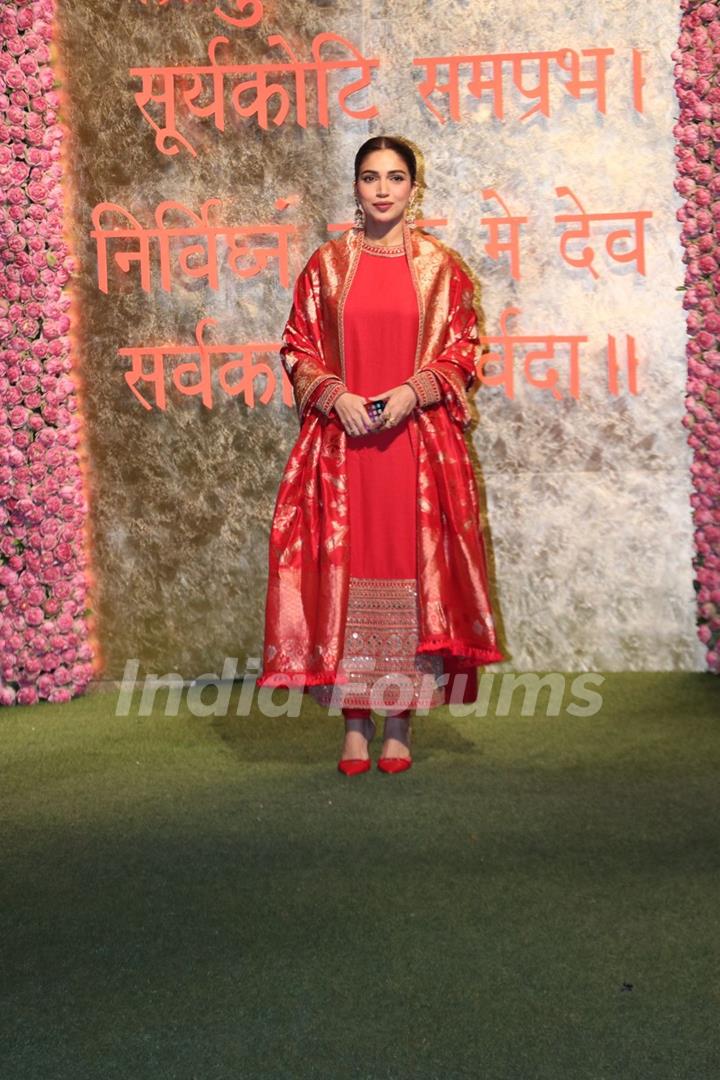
(0, 685), (17, 706)
(8, 404), (29, 428)
(702, 313), (720, 333)
(47, 686), (73, 703)
(35, 674), (53, 696)
(676, 177), (697, 196)
(25, 607), (44, 627)
(4, 66), (25, 90)
(17, 685), (40, 705)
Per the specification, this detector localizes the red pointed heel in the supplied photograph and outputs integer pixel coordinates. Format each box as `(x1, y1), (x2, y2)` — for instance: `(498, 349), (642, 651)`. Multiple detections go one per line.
(337, 757), (372, 776)
(377, 755), (412, 773)
(376, 712), (413, 773)
(337, 713), (376, 776)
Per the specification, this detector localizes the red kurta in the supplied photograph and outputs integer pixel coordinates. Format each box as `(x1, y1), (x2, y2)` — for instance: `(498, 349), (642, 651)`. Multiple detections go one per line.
(346, 241), (417, 580)
(309, 237), (445, 711)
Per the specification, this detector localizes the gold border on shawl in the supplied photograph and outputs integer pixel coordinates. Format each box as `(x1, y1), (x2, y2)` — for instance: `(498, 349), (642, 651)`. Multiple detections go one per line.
(337, 228), (363, 384)
(403, 220), (425, 375)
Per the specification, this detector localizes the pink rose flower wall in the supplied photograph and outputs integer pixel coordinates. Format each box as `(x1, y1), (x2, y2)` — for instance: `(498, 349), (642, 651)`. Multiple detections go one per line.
(0, 0), (95, 706)
(0, 0), (718, 707)
(675, 0), (720, 673)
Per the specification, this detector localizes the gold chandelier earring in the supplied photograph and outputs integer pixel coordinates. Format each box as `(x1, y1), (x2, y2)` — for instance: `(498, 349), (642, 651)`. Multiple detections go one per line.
(405, 196), (418, 229)
(353, 196), (365, 231)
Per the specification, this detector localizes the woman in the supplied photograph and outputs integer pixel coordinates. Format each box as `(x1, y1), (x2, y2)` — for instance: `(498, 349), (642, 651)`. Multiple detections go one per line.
(257, 135), (506, 775)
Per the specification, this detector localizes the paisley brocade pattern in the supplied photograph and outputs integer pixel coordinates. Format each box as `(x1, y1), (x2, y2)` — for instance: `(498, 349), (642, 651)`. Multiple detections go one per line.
(259, 413), (352, 686)
(308, 577), (445, 710)
(278, 259), (327, 425)
(415, 402), (502, 657)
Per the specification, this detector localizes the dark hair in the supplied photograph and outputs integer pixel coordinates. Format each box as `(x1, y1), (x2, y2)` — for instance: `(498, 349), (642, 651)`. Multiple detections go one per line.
(354, 136), (418, 185)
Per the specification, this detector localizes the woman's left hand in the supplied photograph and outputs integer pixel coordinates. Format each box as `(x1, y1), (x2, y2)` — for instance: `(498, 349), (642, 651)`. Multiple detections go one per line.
(367, 384), (418, 430)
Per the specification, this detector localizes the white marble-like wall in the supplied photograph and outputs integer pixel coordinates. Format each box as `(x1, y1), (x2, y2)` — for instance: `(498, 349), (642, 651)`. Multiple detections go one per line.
(343, 0), (703, 670)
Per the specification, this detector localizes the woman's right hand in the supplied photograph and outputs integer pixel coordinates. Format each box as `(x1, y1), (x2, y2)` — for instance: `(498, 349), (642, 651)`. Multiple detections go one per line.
(333, 392), (382, 437)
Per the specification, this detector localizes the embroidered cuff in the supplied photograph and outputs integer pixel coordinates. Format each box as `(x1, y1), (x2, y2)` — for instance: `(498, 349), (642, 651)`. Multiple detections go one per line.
(404, 370), (442, 409)
(314, 378), (350, 416)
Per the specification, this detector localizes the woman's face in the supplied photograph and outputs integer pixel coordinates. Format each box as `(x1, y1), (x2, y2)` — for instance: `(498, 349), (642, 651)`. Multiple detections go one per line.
(354, 148), (417, 230)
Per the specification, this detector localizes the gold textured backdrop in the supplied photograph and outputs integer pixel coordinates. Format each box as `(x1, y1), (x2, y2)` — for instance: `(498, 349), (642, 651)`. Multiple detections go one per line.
(54, 0), (703, 680)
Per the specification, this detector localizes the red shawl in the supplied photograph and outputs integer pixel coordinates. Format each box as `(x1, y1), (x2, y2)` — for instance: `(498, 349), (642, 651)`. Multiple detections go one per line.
(257, 221), (506, 704)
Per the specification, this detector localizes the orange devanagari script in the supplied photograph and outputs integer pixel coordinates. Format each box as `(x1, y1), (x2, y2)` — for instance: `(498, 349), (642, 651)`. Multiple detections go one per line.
(481, 189), (528, 281)
(555, 186), (652, 279)
(130, 32), (379, 156)
(413, 46), (644, 125)
(119, 311), (642, 412)
(139, 0), (264, 28)
(91, 197), (297, 293)
(478, 307), (641, 400)
(120, 318), (292, 411)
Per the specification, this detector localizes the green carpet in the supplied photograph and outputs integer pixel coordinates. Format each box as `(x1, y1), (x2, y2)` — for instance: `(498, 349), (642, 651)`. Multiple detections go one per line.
(1, 672), (718, 1079)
